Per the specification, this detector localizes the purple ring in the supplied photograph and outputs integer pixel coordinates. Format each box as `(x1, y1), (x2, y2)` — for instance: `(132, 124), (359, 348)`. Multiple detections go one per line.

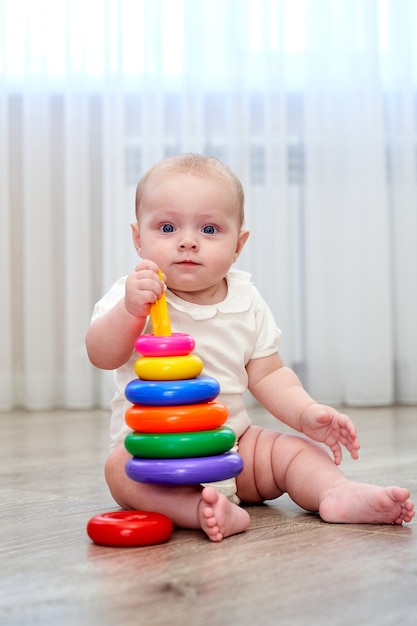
(125, 452), (244, 485)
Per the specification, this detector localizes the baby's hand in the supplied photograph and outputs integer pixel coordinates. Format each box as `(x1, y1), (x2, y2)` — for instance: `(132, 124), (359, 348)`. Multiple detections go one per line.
(124, 259), (165, 319)
(300, 404), (360, 465)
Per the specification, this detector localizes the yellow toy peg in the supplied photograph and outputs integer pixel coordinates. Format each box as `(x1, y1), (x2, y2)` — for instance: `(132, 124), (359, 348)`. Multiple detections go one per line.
(150, 269), (172, 336)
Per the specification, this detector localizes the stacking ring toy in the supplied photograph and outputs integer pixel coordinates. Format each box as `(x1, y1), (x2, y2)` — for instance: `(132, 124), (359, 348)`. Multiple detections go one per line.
(135, 333), (195, 357)
(134, 354), (203, 381)
(86, 510), (173, 547)
(125, 401), (228, 433)
(125, 375), (220, 406)
(125, 452), (244, 485)
(125, 427), (236, 459)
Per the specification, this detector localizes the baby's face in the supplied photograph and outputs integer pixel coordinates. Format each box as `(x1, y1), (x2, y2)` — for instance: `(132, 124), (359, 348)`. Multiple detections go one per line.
(133, 172), (248, 303)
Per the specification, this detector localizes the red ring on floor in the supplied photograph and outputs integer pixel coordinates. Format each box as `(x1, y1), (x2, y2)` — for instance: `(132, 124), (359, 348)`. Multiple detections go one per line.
(86, 510), (173, 547)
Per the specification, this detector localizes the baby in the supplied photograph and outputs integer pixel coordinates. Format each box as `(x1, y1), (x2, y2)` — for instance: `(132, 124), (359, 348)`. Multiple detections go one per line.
(86, 153), (414, 541)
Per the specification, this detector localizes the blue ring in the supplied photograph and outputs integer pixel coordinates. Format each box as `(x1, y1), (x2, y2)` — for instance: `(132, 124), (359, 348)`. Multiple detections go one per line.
(125, 375), (220, 406)
(125, 452), (244, 485)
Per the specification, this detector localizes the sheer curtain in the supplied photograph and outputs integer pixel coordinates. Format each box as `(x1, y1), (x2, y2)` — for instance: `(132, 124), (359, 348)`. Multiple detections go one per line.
(1, 0), (416, 410)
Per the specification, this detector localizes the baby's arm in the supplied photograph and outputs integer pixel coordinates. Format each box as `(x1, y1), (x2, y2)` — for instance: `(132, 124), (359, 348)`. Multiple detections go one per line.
(85, 259), (164, 370)
(247, 353), (360, 464)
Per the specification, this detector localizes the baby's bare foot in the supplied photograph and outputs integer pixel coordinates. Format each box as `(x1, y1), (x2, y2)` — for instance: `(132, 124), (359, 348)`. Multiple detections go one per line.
(319, 482), (415, 525)
(197, 487), (250, 541)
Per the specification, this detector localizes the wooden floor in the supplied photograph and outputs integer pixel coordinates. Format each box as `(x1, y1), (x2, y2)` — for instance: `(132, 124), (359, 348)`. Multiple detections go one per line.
(1, 404), (416, 625)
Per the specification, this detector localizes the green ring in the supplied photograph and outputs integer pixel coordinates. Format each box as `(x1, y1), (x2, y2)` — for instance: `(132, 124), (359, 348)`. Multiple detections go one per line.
(125, 427), (236, 459)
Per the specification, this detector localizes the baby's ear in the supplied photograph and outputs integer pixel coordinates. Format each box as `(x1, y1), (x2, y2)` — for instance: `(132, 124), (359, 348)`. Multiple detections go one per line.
(234, 229), (250, 261)
(131, 222), (141, 253)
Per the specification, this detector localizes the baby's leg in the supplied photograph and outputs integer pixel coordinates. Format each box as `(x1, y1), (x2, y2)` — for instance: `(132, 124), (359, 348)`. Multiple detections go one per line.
(237, 426), (415, 525)
(105, 444), (250, 541)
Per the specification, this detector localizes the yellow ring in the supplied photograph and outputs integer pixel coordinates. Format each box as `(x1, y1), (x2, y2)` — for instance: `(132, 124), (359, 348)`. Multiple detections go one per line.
(134, 354), (204, 381)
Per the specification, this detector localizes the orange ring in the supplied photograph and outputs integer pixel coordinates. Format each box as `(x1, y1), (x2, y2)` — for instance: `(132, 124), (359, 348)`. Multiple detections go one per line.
(125, 400), (228, 433)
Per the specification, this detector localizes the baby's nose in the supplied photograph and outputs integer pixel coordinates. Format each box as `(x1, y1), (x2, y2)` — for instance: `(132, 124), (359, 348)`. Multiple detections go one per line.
(178, 235), (198, 250)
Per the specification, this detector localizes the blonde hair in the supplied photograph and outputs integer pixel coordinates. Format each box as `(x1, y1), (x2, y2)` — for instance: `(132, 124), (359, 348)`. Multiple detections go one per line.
(135, 153), (245, 228)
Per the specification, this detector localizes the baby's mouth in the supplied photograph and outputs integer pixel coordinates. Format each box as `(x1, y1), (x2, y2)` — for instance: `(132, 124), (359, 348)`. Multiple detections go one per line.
(175, 260), (199, 266)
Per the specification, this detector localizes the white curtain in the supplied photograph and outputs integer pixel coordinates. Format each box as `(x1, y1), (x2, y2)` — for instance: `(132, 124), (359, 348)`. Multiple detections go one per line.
(1, 0), (416, 410)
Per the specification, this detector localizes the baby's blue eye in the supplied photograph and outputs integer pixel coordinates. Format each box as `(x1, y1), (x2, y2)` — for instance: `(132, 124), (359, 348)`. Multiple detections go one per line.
(202, 225), (217, 234)
(161, 223), (175, 233)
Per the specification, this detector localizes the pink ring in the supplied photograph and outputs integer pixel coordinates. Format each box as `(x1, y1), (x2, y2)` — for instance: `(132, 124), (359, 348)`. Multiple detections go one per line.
(135, 333), (195, 357)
